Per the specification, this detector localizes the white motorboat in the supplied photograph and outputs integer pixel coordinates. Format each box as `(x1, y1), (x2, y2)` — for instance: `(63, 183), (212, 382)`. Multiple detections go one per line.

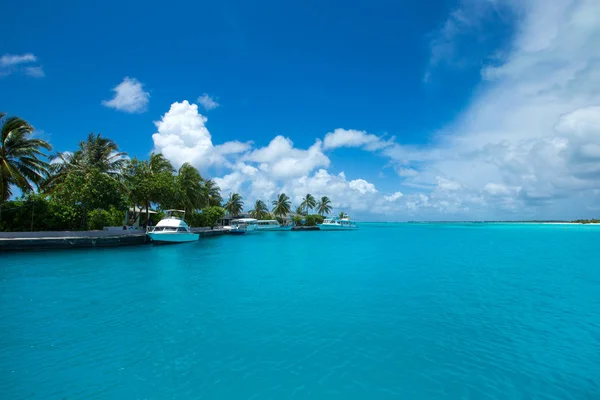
(229, 218), (259, 235)
(256, 220), (293, 231)
(147, 210), (199, 243)
(317, 217), (358, 230)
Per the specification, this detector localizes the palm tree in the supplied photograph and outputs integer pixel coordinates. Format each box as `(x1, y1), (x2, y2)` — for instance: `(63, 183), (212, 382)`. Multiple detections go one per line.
(1, 113), (52, 202)
(124, 153), (174, 224)
(316, 196), (332, 215)
(176, 163), (203, 217)
(338, 211), (348, 219)
(77, 133), (127, 173)
(202, 179), (222, 207)
(295, 204), (305, 216)
(272, 193), (291, 218)
(249, 199), (268, 219)
(224, 193), (244, 216)
(44, 132), (126, 191)
(300, 193), (316, 215)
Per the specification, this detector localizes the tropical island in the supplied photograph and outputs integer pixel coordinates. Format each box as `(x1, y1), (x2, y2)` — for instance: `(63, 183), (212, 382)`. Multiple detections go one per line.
(0, 113), (346, 232)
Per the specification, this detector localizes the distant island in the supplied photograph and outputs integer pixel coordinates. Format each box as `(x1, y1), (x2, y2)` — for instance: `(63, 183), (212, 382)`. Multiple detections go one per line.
(407, 220), (600, 224)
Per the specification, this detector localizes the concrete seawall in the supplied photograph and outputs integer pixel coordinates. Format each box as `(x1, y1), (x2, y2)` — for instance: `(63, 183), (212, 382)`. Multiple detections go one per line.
(0, 228), (228, 252)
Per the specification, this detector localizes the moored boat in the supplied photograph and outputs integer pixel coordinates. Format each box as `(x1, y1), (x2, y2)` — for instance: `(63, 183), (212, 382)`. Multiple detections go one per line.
(256, 220), (293, 231)
(317, 217), (358, 230)
(147, 210), (199, 243)
(229, 218), (259, 234)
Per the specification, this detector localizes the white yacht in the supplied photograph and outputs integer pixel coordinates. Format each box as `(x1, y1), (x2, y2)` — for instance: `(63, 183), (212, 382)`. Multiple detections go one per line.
(147, 210), (199, 243)
(229, 218), (259, 235)
(317, 217), (358, 230)
(256, 220), (293, 231)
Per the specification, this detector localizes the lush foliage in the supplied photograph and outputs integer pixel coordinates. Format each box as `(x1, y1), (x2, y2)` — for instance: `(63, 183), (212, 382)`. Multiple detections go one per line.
(87, 207), (125, 230)
(52, 168), (127, 212)
(249, 199), (269, 219)
(203, 179), (222, 207)
(1, 113), (52, 202)
(291, 214), (325, 227)
(272, 193), (291, 217)
(123, 153), (176, 223)
(224, 193), (244, 216)
(1, 122), (340, 232)
(174, 162), (204, 216)
(0, 194), (80, 231)
(190, 206), (226, 227)
(300, 193), (317, 214)
(338, 211), (348, 219)
(316, 196), (332, 215)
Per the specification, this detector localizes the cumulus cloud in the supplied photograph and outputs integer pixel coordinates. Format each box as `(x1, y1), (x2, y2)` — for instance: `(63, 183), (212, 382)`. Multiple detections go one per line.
(378, 0), (600, 219)
(197, 93), (220, 110)
(244, 136), (330, 179)
(102, 77), (150, 113)
(152, 100), (250, 169)
(323, 128), (393, 151)
(155, 0), (600, 224)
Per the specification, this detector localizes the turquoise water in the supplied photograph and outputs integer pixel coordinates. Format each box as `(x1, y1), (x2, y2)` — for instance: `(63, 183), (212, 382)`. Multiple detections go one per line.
(1, 223), (600, 399)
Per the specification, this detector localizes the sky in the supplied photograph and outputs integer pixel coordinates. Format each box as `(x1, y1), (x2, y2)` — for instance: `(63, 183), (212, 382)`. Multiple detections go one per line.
(2, 0), (600, 221)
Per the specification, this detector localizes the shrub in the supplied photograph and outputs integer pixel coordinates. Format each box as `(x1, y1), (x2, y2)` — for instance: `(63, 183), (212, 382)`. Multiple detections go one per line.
(189, 206), (225, 227)
(87, 207), (124, 230)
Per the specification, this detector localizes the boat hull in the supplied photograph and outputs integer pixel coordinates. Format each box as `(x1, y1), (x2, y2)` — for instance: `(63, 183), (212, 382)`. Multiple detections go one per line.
(147, 232), (199, 243)
(257, 225), (293, 231)
(317, 224), (358, 230)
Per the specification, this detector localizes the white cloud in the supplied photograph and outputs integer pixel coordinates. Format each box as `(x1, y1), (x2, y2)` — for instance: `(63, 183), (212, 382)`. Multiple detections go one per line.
(102, 77), (150, 113)
(197, 93), (220, 110)
(377, 0), (600, 219)
(24, 66), (44, 78)
(323, 128), (393, 151)
(396, 167), (419, 177)
(244, 136), (330, 179)
(152, 100), (250, 170)
(0, 53), (36, 67)
(384, 192), (404, 201)
(424, 0), (519, 81)
(349, 179), (377, 194)
(154, 0), (600, 226)
(0, 53), (44, 78)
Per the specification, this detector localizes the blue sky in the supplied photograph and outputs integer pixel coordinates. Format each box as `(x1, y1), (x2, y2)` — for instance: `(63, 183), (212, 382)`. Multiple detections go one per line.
(2, 0), (600, 220)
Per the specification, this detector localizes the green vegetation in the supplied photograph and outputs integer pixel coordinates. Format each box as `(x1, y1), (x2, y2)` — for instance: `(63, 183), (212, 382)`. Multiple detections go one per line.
(316, 196), (332, 215)
(249, 199), (269, 219)
(189, 206), (226, 228)
(224, 193), (244, 217)
(572, 219), (600, 224)
(0, 112), (339, 232)
(338, 211), (348, 219)
(272, 193), (291, 218)
(300, 193), (317, 214)
(1, 113), (52, 202)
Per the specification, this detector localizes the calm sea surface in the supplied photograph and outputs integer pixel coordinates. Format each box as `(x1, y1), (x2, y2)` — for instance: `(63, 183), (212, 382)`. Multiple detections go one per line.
(1, 223), (599, 399)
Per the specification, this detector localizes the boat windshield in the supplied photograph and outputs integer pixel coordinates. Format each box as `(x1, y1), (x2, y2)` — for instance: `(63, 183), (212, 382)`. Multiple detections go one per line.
(257, 220), (278, 226)
(153, 227), (178, 232)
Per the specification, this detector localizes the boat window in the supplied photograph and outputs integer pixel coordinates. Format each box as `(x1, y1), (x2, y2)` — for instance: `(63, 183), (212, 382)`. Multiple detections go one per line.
(177, 227), (187, 232)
